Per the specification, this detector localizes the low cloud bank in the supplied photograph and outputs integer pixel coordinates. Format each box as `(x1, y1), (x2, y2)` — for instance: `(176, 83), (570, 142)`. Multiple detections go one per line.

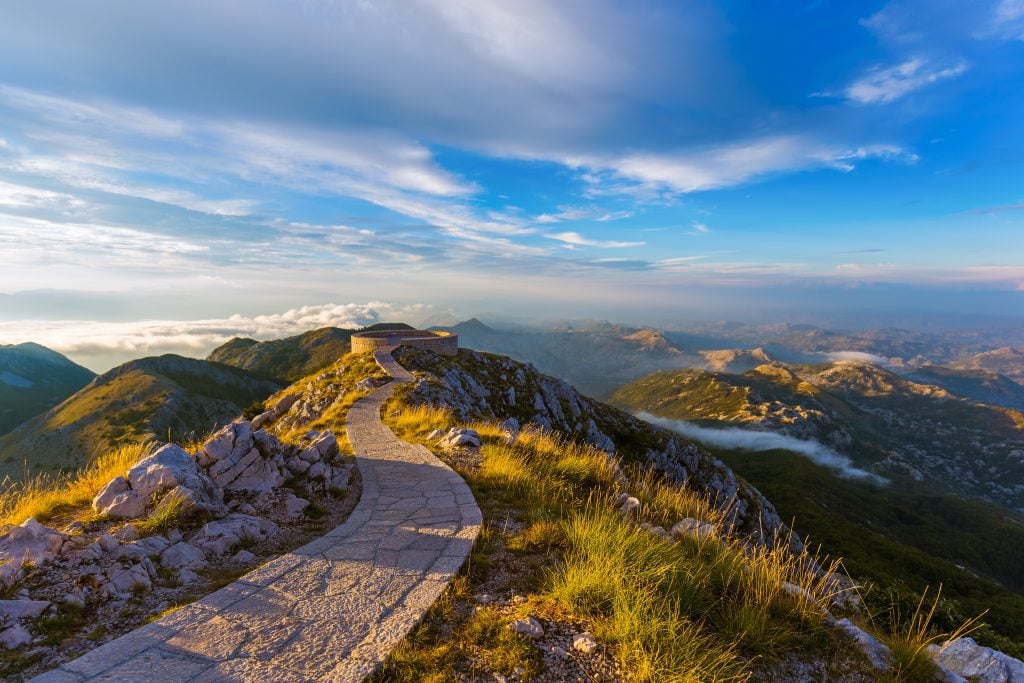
(0, 302), (445, 372)
(821, 350), (891, 365)
(638, 412), (886, 484)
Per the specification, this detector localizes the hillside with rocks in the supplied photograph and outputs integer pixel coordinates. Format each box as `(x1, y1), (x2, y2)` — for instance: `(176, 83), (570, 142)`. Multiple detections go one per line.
(0, 344), (95, 437)
(953, 347), (1024, 385)
(208, 322), (415, 383)
(0, 342), (1021, 681)
(611, 361), (1024, 513)
(0, 355), (281, 480)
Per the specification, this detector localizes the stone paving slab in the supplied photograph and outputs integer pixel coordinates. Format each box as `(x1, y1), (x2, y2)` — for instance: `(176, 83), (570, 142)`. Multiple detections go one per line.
(33, 347), (481, 683)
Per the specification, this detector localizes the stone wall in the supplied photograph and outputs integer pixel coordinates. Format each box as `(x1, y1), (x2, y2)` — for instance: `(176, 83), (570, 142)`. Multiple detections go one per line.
(350, 330), (458, 356)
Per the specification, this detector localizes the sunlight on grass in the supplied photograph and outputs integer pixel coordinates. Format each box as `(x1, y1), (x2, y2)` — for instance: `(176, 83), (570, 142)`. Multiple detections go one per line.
(0, 442), (154, 527)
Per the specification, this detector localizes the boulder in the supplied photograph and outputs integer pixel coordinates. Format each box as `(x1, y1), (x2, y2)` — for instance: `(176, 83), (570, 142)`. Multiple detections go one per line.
(160, 542), (207, 570)
(829, 617), (891, 670)
(497, 417), (520, 446)
(231, 549), (256, 564)
(102, 563), (152, 598)
(0, 623), (32, 649)
(190, 514), (278, 557)
(307, 462), (330, 481)
(670, 518), (716, 539)
(618, 496), (640, 517)
(127, 444), (203, 501)
(928, 637), (1024, 682)
(438, 428), (481, 450)
(509, 616), (544, 638)
(0, 599), (51, 620)
(573, 632), (599, 654)
(284, 495), (310, 518)
(0, 518), (65, 586)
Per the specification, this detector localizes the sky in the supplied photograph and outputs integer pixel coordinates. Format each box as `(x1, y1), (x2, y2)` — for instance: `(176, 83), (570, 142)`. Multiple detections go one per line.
(0, 1), (1023, 370)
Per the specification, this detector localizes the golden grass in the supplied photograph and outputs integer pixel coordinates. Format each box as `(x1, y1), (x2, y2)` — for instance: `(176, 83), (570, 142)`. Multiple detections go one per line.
(0, 442), (154, 528)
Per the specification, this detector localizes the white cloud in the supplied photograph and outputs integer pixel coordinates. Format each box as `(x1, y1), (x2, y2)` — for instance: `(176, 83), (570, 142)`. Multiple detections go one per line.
(544, 231), (644, 248)
(570, 135), (914, 196)
(0, 302), (446, 371)
(843, 58), (967, 104)
(534, 205), (634, 224)
(640, 413), (887, 483)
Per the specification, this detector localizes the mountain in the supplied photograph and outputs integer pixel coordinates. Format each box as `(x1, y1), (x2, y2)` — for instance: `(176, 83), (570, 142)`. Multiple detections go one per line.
(393, 346), (1024, 660)
(699, 347), (774, 373)
(953, 347), (1024, 385)
(0, 354), (280, 479)
(907, 365), (1024, 411)
(0, 343), (95, 436)
(610, 361), (1024, 513)
(207, 322), (415, 382)
(610, 361), (1024, 653)
(432, 319), (694, 396)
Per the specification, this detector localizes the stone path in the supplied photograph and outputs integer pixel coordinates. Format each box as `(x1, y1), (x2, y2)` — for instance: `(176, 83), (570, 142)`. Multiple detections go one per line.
(33, 347), (482, 683)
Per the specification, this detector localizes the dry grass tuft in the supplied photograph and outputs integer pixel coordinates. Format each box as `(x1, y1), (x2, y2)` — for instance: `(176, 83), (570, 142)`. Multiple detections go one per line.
(0, 442), (154, 528)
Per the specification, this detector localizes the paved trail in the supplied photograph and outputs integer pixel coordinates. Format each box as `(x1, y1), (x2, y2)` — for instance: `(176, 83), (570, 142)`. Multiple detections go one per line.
(35, 347), (481, 682)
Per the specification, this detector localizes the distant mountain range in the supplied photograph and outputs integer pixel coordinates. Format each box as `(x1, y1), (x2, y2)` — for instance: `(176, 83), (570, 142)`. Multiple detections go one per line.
(610, 360), (1024, 514)
(0, 343), (95, 437)
(0, 354), (279, 479)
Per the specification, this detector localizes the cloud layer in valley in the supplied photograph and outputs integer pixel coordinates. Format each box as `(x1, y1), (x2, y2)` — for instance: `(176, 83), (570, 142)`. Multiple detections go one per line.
(639, 413), (887, 483)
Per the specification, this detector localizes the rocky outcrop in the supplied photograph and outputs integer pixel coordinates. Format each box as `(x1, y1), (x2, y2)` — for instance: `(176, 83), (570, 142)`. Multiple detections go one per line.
(929, 637), (1024, 682)
(394, 347), (786, 542)
(93, 444), (225, 518)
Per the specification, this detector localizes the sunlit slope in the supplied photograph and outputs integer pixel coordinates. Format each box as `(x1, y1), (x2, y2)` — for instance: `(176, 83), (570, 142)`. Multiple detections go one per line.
(0, 354), (280, 479)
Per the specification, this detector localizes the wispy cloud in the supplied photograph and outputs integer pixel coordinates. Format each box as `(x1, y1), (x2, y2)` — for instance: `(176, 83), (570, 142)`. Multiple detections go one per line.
(544, 231), (644, 248)
(841, 58), (967, 104)
(571, 136), (915, 196)
(534, 205), (634, 224)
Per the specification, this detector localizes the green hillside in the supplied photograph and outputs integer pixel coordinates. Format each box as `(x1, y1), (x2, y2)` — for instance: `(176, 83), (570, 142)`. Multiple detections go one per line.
(0, 354), (280, 479)
(208, 322), (414, 382)
(0, 343), (95, 436)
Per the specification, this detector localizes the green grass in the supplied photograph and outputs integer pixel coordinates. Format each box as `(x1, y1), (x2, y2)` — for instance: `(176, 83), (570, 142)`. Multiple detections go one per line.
(714, 447), (1024, 658)
(376, 402), (942, 681)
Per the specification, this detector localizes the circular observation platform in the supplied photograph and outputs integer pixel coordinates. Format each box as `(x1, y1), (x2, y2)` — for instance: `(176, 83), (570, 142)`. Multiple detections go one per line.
(350, 329), (458, 356)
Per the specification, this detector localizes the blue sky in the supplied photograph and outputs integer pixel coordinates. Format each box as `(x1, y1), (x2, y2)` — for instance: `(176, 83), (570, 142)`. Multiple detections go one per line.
(0, 1), (1022, 367)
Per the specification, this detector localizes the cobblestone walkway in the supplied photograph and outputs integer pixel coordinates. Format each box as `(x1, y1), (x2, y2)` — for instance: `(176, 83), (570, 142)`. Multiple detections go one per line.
(34, 347), (481, 682)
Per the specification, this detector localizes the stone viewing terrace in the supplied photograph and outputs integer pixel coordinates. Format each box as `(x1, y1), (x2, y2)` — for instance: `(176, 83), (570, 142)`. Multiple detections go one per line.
(350, 330), (458, 356)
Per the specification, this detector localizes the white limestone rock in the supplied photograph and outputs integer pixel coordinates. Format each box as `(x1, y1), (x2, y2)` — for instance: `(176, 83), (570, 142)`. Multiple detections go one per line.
(509, 616), (544, 638)
(0, 518), (66, 588)
(573, 632), (599, 654)
(0, 623), (32, 649)
(618, 496), (641, 517)
(284, 494), (310, 518)
(829, 617), (891, 670)
(929, 637), (1024, 682)
(160, 542), (207, 570)
(670, 518), (716, 539)
(190, 514), (278, 557)
(0, 599), (51, 620)
(438, 428), (481, 450)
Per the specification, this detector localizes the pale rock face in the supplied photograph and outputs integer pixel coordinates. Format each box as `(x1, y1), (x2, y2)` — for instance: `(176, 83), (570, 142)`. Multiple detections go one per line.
(573, 632), (599, 654)
(670, 518), (716, 539)
(0, 518), (65, 588)
(102, 563), (153, 598)
(0, 599), (51, 619)
(160, 541), (207, 570)
(127, 444), (201, 500)
(497, 417), (520, 446)
(307, 461), (330, 481)
(829, 617), (891, 670)
(618, 496), (641, 517)
(509, 616), (544, 637)
(284, 494), (310, 518)
(0, 623), (32, 649)
(189, 514), (278, 557)
(437, 428), (481, 450)
(929, 637), (1024, 682)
